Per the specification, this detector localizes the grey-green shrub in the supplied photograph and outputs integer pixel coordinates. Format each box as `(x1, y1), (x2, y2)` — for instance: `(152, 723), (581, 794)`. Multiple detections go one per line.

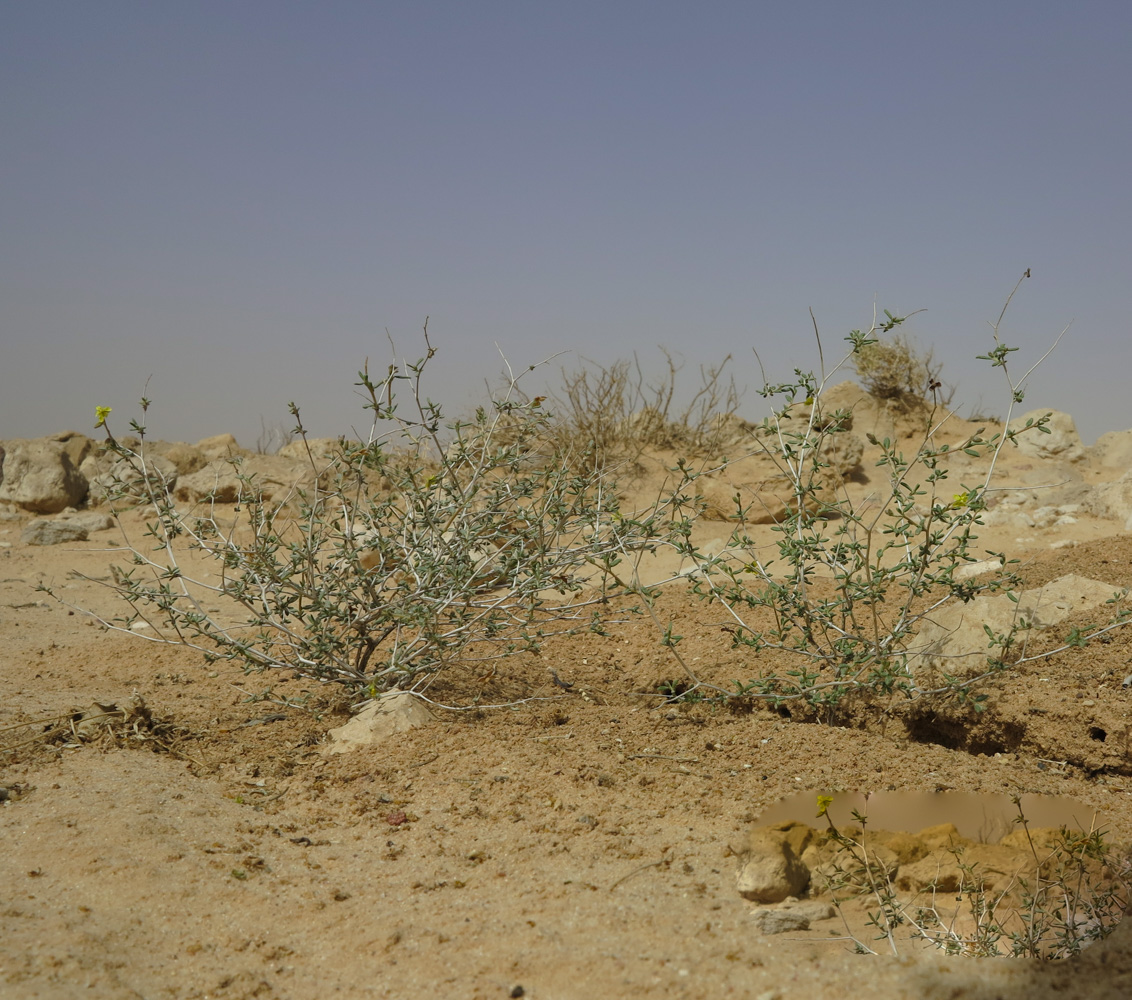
(55, 341), (670, 697)
(654, 276), (1127, 714)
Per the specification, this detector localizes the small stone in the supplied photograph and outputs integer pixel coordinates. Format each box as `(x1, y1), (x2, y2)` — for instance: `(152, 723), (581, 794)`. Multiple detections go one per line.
(56, 511), (114, 533)
(323, 689), (435, 754)
(750, 907), (810, 934)
(782, 899), (835, 922)
(20, 519), (89, 545)
(737, 825), (812, 903)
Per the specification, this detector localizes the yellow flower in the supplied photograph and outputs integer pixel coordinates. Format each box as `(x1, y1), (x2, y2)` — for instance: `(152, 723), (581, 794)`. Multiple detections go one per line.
(94, 405), (112, 428)
(949, 492), (970, 510)
(816, 794), (834, 818)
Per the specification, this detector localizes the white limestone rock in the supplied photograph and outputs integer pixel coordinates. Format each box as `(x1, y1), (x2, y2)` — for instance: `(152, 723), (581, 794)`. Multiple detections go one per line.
(736, 823), (813, 903)
(0, 440), (89, 514)
(323, 690), (436, 755)
(1007, 409), (1085, 463)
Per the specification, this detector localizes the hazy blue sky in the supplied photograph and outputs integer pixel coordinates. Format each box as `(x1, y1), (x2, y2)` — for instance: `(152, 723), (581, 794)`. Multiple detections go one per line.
(3, 2), (1129, 447)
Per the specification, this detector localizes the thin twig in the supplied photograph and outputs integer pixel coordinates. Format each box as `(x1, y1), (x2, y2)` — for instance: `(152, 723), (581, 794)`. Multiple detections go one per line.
(609, 859), (667, 892)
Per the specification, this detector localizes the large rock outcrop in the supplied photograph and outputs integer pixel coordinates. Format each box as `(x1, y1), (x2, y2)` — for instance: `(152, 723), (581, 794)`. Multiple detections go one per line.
(0, 438), (89, 513)
(1088, 428), (1132, 470)
(1082, 470), (1132, 530)
(1007, 409), (1085, 463)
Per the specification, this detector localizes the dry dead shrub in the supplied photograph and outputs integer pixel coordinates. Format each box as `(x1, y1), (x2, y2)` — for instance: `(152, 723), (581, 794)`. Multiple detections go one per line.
(549, 349), (743, 469)
(0, 695), (193, 760)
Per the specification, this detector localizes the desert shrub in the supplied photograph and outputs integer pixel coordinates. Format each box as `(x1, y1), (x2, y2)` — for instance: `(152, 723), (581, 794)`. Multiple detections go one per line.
(653, 274), (1131, 714)
(51, 336), (673, 698)
(51, 276), (1130, 715)
(550, 348), (742, 469)
(852, 318), (951, 411)
(816, 795), (1131, 959)
(853, 328), (927, 400)
(255, 416), (293, 455)
(549, 355), (640, 468)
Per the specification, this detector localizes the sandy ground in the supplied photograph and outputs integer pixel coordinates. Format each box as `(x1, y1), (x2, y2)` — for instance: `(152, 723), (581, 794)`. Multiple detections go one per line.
(4, 415), (1132, 1000)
